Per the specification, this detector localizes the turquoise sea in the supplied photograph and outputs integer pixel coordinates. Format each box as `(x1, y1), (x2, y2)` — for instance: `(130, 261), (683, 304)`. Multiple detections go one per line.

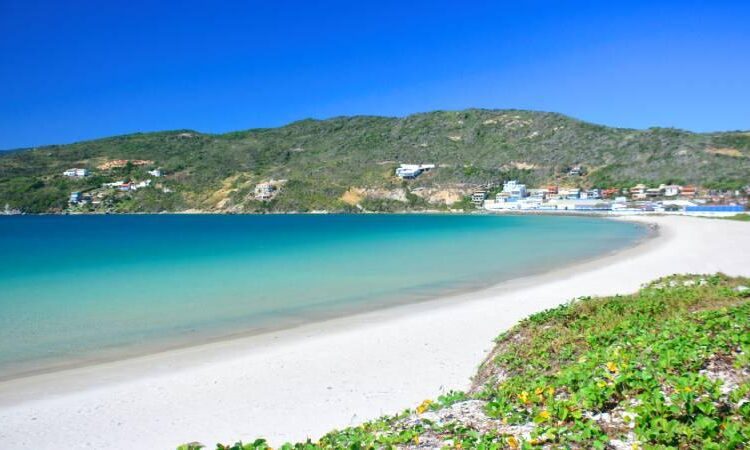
(0, 214), (645, 379)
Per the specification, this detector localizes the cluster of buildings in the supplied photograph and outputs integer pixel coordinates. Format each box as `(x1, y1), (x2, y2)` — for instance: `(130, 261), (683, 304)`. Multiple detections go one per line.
(67, 167), (165, 207)
(476, 181), (747, 216)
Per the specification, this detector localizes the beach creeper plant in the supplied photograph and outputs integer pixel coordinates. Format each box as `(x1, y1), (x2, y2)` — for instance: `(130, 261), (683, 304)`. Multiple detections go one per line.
(186, 273), (750, 449)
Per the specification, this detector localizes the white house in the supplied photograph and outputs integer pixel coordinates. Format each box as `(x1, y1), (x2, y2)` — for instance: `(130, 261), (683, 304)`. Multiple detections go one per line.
(568, 166), (584, 176)
(395, 164), (435, 179)
(63, 168), (89, 177)
(501, 180), (527, 198)
(148, 169), (163, 177)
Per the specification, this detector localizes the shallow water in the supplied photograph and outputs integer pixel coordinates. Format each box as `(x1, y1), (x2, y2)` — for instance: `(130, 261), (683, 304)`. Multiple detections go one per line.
(0, 214), (645, 378)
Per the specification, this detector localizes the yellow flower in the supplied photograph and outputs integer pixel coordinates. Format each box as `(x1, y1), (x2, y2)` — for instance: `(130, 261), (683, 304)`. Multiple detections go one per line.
(546, 386), (555, 397)
(507, 436), (519, 449)
(534, 387), (544, 396)
(682, 386), (693, 393)
(517, 391), (530, 404)
(416, 399), (433, 414)
(413, 435), (420, 445)
(537, 410), (551, 421)
(606, 361), (619, 373)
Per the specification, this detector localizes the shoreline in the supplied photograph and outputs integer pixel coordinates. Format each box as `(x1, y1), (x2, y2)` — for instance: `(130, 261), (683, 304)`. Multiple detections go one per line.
(0, 216), (652, 384)
(2, 209), (746, 217)
(1, 216), (748, 449)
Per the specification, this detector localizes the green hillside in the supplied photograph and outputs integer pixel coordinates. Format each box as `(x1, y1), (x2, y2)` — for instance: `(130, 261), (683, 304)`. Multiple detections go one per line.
(1, 109), (749, 213)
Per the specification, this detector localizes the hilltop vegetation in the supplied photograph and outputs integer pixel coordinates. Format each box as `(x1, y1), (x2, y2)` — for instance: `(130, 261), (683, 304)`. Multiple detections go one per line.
(1, 109), (750, 213)
(187, 274), (750, 449)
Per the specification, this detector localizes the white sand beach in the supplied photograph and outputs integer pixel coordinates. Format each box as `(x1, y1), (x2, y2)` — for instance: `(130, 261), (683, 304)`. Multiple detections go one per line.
(0, 215), (749, 450)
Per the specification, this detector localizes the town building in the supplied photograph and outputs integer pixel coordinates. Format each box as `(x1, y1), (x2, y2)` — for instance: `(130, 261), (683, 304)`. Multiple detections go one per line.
(528, 189), (547, 200)
(680, 186), (697, 198)
(471, 190), (487, 206)
(148, 169), (163, 177)
(586, 189), (602, 199)
(501, 180), (527, 199)
(646, 188), (663, 199)
(630, 184), (647, 200)
(661, 184), (682, 197)
(559, 188), (580, 200)
(601, 188), (619, 199)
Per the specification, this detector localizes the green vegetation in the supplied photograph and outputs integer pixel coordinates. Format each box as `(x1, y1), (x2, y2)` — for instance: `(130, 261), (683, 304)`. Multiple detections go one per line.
(2, 109), (749, 213)
(186, 274), (750, 449)
(724, 214), (750, 222)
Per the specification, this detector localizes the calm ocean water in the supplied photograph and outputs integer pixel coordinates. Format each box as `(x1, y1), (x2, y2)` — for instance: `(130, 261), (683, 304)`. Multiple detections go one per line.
(0, 214), (644, 378)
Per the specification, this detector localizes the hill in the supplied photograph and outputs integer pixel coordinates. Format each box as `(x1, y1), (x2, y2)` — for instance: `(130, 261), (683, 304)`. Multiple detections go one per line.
(1, 109), (749, 213)
(186, 274), (750, 449)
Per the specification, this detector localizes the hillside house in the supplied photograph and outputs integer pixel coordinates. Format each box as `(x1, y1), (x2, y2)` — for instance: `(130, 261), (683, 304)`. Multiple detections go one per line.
(568, 165), (584, 176)
(395, 164), (435, 179)
(255, 182), (276, 200)
(132, 180), (152, 190)
(63, 168), (89, 178)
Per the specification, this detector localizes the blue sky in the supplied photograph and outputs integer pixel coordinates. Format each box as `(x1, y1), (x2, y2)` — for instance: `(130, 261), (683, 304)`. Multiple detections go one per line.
(1, 0), (749, 149)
